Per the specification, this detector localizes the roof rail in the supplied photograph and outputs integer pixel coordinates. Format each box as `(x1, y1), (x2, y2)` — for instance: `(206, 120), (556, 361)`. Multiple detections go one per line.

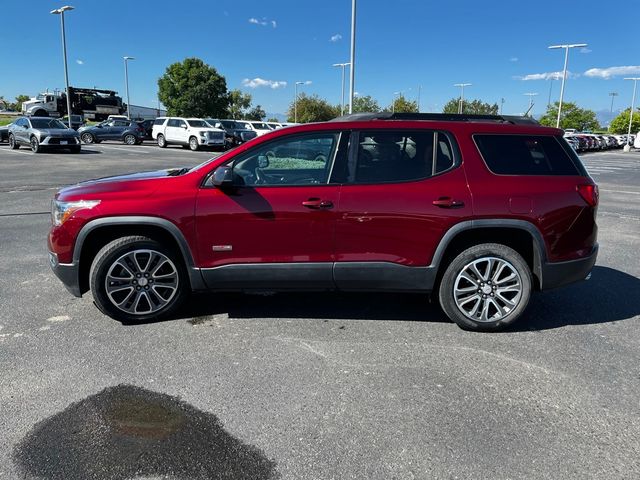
(329, 112), (540, 126)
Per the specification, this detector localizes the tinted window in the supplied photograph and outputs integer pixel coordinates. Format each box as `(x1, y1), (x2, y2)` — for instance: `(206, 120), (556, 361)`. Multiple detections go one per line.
(15, 118), (27, 127)
(177, 120), (187, 128)
(114, 120), (129, 127)
(153, 118), (165, 126)
(167, 119), (179, 127)
(232, 133), (339, 186)
(251, 122), (269, 130)
(221, 121), (236, 129)
(354, 130), (446, 183)
(474, 135), (581, 175)
(187, 120), (208, 128)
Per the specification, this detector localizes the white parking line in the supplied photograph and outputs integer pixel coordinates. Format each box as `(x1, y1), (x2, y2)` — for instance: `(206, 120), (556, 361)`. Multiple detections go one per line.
(88, 145), (153, 154)
(1, 148), (33, 155)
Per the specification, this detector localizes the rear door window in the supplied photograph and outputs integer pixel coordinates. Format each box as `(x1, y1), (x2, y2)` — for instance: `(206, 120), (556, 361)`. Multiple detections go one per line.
(474, 134), (583, 175)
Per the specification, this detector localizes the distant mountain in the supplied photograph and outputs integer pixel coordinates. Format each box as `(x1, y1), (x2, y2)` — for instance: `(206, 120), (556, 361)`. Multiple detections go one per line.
(595, 109), (621, 128)
(265, 112), (287, 122)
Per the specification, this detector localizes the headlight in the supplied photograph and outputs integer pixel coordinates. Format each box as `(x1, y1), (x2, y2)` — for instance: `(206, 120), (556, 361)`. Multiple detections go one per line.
(199, 131), (207, 137)
(51, 200), (100, 226)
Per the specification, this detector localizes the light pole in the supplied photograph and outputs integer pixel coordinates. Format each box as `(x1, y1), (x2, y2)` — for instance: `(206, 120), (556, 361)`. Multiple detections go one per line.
(609, 91), (618, 114)
(50, 5), (74, 128)
(623, 77), (639, 151)
(547, 73), (560, 108)
(417, 85), (421, 112)
(348, 0), (356, 114)
(454, 83), (471, 114)
(500, 97), (505, 115)
(392, 91), (401, 113)
(548, 43), (587, 128)
(123, 56), (135, 120)
(294, 81), (305, 123)
(332, 62), (350, 116)
(524, 92), (538, 116)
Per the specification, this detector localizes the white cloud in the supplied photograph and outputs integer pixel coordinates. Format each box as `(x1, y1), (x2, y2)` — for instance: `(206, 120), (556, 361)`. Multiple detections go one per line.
(76, 59), (84, 65)
(515, 71), (568, 81)
(248, 17), (276, 28)
(509, 57), (519, 62)
(330, 34), (342, 42)
(580, 47), (592, 54)
(584, 65), (640, 79)
(242, 78), (288, 89)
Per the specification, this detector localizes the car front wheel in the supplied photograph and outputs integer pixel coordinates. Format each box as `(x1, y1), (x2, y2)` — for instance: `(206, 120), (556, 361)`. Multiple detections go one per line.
(30, 136), (41, 153)
(8, 134), (19, 150)
(89, 236), (187, 323)
(438, 243), (532, 331)
(81, 133), (95, 144)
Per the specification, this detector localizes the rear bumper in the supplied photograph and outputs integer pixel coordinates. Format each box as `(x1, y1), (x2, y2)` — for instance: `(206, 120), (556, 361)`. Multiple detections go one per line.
(541, 244), (598, 290)
(49, 252), (82, 297)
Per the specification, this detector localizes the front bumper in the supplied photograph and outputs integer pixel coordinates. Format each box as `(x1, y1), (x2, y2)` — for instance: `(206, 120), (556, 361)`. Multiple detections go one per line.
(49, 251), (82, 297)
(541, 244), (598, 290)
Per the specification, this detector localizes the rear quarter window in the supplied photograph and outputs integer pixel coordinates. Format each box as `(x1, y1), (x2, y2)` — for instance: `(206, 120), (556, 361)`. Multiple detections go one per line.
(474, 134), (583, 176)
(153, 118), (166, 126)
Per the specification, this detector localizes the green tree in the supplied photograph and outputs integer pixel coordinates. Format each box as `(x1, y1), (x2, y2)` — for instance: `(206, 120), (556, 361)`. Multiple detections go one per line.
(442, 98), (499, 115)
(228, 89), (252, 119)
(539, 102), (600, 131)
(608, 108), (640, 134)
(245, 104), (266, 121)
(286, 93), (340, 123)
(157, 58), (228, 117)
(350, 95), (380, 113)
(383, 94), (418, 113)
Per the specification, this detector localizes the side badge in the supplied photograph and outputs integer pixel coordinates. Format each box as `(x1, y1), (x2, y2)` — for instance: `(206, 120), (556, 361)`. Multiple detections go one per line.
(212, 245), (233, 252)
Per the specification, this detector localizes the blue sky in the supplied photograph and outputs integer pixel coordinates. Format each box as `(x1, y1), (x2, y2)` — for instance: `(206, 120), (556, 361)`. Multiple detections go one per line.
(1, 0), (638, 117)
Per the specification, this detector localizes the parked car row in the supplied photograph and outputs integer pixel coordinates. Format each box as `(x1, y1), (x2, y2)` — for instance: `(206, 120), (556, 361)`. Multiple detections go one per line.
(564, 132), (636, 153)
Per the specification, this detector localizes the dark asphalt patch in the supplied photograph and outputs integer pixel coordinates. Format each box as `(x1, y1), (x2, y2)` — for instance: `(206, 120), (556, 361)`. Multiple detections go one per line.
(14, 384), (279, 480)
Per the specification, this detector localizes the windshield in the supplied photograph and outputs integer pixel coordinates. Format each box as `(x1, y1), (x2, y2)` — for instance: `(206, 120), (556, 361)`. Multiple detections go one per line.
(251, 122), (270, 130)
(221, 121), (236, 129)
(236, 122), (250, 129)
(187, 120), (208, 128)
(30, 118), (68, 129)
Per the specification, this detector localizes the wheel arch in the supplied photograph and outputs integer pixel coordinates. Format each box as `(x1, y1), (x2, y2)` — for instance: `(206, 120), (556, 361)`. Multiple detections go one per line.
(74, 217), (204, 295)
(431, 220), (546, 291)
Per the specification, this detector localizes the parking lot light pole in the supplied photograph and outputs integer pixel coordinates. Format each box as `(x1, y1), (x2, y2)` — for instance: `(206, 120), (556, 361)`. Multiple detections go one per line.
(609, 92), (618, 114)
(348, 0), (356, 114)
(623, 77), (639, 151)
(294, 81), (305, 123)
(50, 5), (74, 129)
(123, 56), (135, 120)
(548, 43), (587, 128)
(332, 63), (350, 116)
(454, 83), (471, 114)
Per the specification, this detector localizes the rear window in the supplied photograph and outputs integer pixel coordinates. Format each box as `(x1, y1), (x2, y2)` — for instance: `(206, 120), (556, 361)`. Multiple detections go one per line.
(153, 118), (165, 126)
(474, 134), (583, 176)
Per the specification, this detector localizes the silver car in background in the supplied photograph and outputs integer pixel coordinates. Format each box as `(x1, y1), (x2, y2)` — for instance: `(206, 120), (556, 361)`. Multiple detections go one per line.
(8, 116), (81, 153)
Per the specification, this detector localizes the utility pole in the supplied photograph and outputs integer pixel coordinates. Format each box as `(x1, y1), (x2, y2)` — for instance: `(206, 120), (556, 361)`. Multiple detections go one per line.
(623, 77), (639, 151)
(348, 0), (356, 114)
(123, 56), (135, 120)
(524, 92), (539, 116)
(609, 92), (618, 113)
(332, 63), (350, 115)
(417, 85), (421, 112)
(500, 97), (505, 115)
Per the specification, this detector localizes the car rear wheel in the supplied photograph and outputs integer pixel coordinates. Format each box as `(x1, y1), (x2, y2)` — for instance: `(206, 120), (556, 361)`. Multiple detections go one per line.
(438, 243), (532, 331)
(123, 134), (137, 145)
(81, 132), (95, 144)
(30, 136), (41, 153)
(90, 236), (187, 323)
(189, 136), (199, 151)
(8, 134), (19, 150)
(157, 134), (166, 148)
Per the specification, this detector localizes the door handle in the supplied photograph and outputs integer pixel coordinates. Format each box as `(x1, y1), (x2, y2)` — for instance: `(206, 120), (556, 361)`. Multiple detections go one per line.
(302, 198), (334, 209)
(432, 197), (465, 208)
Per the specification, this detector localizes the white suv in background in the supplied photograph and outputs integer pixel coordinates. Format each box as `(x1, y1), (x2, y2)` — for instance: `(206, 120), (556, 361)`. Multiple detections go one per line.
(152, 117), (227, 151)
(234, 120), (273, 137)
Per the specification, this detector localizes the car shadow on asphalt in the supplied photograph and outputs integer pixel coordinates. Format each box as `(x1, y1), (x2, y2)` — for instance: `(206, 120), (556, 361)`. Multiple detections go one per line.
(135, 265), (638, 332)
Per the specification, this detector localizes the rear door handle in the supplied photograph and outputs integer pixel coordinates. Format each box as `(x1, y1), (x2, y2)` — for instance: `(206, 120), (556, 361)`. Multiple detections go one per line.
(302, 198), (334, 209)
(432, 197), (465, 208)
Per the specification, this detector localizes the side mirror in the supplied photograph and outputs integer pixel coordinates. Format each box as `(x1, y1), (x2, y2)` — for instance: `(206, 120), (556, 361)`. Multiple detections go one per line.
(215, 123), (222, 129)
(182, 124), (188, 129)
(257, 154), (270, 169)
(211, 165), (233, 187)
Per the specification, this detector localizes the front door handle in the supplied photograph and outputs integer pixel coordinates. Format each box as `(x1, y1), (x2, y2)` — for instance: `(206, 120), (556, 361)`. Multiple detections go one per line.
(302, 198), (334, 209)
(432, 197), (465, 208)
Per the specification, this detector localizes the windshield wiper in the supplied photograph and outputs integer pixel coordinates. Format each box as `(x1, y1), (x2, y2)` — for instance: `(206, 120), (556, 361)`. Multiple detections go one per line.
(167, 167), (190, 176)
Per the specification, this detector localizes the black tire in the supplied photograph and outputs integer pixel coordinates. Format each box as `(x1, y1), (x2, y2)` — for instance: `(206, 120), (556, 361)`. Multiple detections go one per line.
(157, 134), (166, 148)
(189, 136), (199, 151)
(30, 136), (41, 153)
(89, 236), (188, 323)
(438, 243), (532, 332)
(8, 134), (19, 150)
(123, 134), (136, 145)
(81, 132), (95, 144)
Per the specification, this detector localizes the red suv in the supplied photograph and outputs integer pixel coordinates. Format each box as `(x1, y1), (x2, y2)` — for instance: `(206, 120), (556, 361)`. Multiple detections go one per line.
(48, 113), (598, 331)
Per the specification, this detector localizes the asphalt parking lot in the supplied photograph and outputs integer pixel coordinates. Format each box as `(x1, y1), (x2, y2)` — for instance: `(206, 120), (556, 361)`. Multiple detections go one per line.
(1, 141), (639, 479)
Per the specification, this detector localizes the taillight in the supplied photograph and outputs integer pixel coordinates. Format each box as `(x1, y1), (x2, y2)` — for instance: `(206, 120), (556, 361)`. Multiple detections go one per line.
(577, 184), (599, 207)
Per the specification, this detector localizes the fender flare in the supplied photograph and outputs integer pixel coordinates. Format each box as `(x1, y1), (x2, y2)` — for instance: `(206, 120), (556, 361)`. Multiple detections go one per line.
(73, 216), (206, 290)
